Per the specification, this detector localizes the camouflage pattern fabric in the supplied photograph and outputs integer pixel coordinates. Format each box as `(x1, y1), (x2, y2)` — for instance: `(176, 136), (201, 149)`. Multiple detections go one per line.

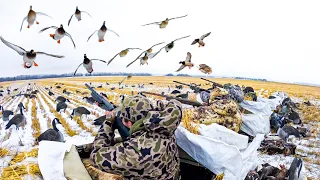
(192, 99), (242, 132)
(90, 96), (182, 180)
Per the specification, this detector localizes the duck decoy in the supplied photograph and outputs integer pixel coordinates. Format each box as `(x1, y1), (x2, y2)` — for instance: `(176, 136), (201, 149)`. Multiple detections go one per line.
(0, 36), (64, 69)
(20, 5), (52, 32)
(83, 97), (95, 104)
(55, 96), (70, 103)
(171, 90), (181, 94)
(56, 102), (67, 113)
(18, 102), (25, 110)
(288, 157), (303, 180)
(37, 118), (64, 142)
(176, 91), (189, 99)
(48, 91), (54, 96)
(1, 106), (14, 121)
(191, 32), (211, 47)
(70, 107), (90, 119)
(5, 107), (26, 130)
(93, 115), (106, 125)
(68, 6), (92, 26)
(277, 122), (301, 142)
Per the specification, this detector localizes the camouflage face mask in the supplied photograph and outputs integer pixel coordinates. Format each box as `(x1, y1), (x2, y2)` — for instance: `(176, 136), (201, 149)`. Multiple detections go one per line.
(117, 95), (154, 123)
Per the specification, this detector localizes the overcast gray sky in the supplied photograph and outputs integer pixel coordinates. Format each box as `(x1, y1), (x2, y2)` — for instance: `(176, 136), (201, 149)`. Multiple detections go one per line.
(0, 0), (319, 84)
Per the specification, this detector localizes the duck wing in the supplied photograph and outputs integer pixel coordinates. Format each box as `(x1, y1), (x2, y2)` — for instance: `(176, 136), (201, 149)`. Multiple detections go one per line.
(141, 20), (162, 26)
(65, 32), (76, 49)
(176, 64), (186, 72)
(191, 39), (198, 45)
(81, 11), (92, 18)
(20, 16), (28, 32)
(107, 52), (120, 65)
(186, 52), (192, 62)
(107, 29), (120, 37)
(36, 12), (52, 19)
(74, 63), (84, 75)
(173, 35), (190, 42)
(68, 14), (74, 26)
(148, 45), (166, 59)
(150, 42), (165, 49)
(127, 48), (142, 50)
(90, 59), (107, 63)
(168, 14), (188, 21)
(126, 51), (146, 68)
(36, 52), (65, 58)
(87, 30), (98, 42)
(0, 36), (26, 56)
(200, 32), (211, 40)
(38, 26), (58, 33)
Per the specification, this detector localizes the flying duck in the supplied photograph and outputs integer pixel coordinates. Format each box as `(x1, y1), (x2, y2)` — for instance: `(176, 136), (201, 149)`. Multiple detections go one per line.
(39, 24), (76, 48)
(191, 32), (211, 47)
(70, 107), (90, 119)
(126, 42), (165, 68)
(198, 64), (212, 74)
(176, 52), (193, 72)
(149, 35), (190, 59)
(20, 6), (52, 32)
(5, 107), (26, 130)
(74, 54), (107, 75)
(0, 36), (64, 69)
(68, 6), (92, 26)
(87, 21), (119, 42)
(37, 118), (64, 142)
(141, 14), (188, 29)
(107, 48), (142, 65)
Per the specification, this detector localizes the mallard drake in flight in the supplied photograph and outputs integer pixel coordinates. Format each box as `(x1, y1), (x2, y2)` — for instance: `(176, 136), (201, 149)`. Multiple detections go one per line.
(87, 21), (119, 42)
(68, 6), (92, 26)
(126, 42), (164, 68)
(141, 14), (188, 29)
(191, 32), (211, 47)
(198, 64), (212, 74)
(107, 48), (142, 65)
(74, 54), (106, 75)
(0, 36), (64, 69)
(149, 35), (190, 59)
(176, 52), (193, 72)
(39, 24), (76, 48)
(20, 6), (52, 32)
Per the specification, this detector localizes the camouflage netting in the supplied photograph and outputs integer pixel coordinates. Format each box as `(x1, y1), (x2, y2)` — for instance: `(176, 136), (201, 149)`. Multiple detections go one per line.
(187, 99), (242, 132)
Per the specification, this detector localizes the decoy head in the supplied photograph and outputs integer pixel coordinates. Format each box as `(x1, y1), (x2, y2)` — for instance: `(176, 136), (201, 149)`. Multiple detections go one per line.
(84, 54), (87, 58)
(54, 118), (62, 124)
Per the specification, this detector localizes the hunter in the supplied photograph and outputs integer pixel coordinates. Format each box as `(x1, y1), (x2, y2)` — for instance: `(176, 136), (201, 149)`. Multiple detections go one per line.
(90, 95), (182, 179)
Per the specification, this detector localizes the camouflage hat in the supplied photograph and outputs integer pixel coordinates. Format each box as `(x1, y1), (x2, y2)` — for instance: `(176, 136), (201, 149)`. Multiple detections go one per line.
(117, 95), (154, 123)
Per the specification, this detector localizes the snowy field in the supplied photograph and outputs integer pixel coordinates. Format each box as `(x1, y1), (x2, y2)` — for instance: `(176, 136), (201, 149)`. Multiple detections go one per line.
(0, 79), (319, 179)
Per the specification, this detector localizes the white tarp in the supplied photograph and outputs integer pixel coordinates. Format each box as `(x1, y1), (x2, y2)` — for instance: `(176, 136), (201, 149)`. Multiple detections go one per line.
(239, 100), (273, 116)
(38, 137), (95, 180)
(241, 114), (270, 136)
(198, 123), (249, 150)
(175, 126), (264, 179)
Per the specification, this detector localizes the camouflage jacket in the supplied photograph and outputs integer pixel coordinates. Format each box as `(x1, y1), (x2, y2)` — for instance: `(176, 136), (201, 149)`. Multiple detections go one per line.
(90, 100), (182, 180)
